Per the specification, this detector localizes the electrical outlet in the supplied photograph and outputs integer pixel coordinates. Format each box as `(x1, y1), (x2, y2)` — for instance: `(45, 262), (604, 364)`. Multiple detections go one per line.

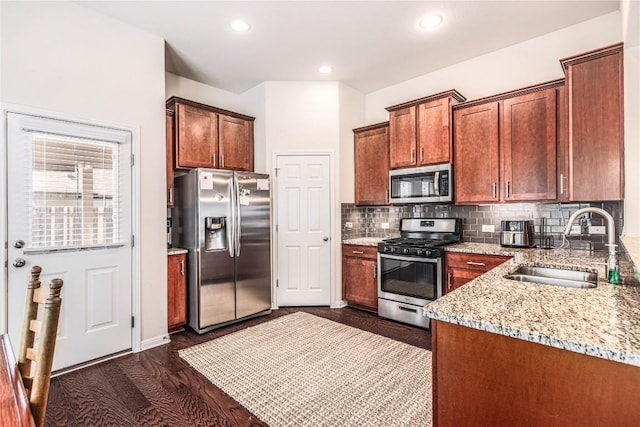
(481, 224), (495, 233)
(344, 222), (353, 229)
(569, 225), (582, 235)
(380, 222), (390, 229)
(588, 225), (606, 235)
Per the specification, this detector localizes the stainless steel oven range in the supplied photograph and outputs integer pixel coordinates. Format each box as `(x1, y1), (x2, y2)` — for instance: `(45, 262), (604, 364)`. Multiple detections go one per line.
(377, 218), (461, 329)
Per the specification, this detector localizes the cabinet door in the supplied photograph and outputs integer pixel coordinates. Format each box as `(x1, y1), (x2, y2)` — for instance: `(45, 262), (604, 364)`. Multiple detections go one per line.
(453, 103), (500, 204)
(389, 106), (417, 168)
(501, 88), (557, 201)
(444, 267), (482, 294)
(218, 114), (254, 171)
(167, 254), (186, 333)
(166, 110), (175, 208)
(342, 246), (378, 312)
(566, 49), (623, 201)
(354, 125), (389, 206)
(418, 98), (451, 165)
(175, 103), (217, 169)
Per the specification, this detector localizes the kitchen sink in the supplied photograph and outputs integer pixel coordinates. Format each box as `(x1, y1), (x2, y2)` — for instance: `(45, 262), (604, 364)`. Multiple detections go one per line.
(504, 266), (597, 289)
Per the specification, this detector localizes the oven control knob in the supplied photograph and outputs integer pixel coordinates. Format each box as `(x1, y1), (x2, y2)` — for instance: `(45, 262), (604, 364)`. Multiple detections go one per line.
(416, 249), (423, 255)
(403, 248), (409, 254)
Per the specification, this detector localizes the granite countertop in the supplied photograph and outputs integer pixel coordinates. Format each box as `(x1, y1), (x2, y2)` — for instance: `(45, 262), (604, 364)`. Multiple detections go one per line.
(342, 237), (386, 246)
(425, 242), (640, 367)
(621, 236), (640, 278)
(168, 247), (188, 255)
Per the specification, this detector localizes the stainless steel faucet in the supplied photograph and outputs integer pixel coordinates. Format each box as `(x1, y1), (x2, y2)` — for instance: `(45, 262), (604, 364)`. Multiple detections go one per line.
(563, 207), (618, 282)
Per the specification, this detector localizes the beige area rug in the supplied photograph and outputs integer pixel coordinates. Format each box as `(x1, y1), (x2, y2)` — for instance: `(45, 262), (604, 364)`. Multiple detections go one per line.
(179, 312), (432, 427)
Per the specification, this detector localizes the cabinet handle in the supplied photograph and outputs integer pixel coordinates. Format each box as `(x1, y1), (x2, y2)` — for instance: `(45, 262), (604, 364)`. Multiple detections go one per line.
(492, 182), (497, 199)
(560, 173), (565, 195)
(352, 250), (364, 254)
(168, 187), (173, 205)
(466, 261), (486, 266)
(420, 147), (424, 163)
(410, 148), (415, 163)
(447, 272), (452, 290)
(180, 260), (185, 276)
(212, 154), (216, 167)
(505, 181), (510, 199)
(221, 154), (225, 168)
(373, 265), (377, 279)
(385, 189), (389, 203)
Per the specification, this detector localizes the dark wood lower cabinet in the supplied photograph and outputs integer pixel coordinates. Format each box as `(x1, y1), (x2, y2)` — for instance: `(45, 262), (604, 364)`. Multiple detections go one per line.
(444, 252), (511, 294)
(167, 253), (187, 333)
(342, 245), (378, 312)
(431, 321), (640, 427)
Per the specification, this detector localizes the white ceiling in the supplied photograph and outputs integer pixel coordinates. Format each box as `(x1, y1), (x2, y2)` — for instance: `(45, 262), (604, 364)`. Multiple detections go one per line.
(80, 1), (620, 94)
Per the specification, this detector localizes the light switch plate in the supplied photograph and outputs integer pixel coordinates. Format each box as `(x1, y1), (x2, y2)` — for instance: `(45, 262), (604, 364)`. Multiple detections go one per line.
(344, 222), (353, 229)
(380, 222), (390, 229)
(481, 224), (496, 233)
(588, 225), (606, 235)
(570, 225), (582, 235)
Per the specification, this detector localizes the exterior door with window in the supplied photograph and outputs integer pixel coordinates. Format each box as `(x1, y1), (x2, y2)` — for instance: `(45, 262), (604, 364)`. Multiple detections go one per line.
(6, 112), (133, 371)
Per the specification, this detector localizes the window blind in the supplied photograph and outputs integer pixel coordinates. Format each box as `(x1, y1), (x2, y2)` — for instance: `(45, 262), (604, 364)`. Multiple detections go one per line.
(24, 132), (124, 252)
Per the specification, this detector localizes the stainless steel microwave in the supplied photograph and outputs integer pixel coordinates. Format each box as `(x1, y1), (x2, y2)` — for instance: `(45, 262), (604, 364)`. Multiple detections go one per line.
(389, 164), (452, 204)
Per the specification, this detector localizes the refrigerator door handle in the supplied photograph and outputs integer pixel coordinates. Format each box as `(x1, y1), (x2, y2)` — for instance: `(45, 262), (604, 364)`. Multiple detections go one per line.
(235, 175), (242, 257)
(228, 176), (235, 258)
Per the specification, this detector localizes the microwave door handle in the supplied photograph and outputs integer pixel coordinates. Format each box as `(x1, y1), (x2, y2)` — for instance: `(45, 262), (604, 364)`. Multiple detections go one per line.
(433, 171), (440, 196)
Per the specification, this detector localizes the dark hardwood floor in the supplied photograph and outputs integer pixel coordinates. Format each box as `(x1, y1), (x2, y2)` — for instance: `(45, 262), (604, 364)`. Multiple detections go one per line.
(45, 307), (431, 426)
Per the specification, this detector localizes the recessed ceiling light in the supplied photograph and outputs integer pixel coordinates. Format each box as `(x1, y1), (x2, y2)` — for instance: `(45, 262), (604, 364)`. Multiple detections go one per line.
(419, 14), (443, 30)
(319, 65), (333, 74)
(230, 20), (250, 32)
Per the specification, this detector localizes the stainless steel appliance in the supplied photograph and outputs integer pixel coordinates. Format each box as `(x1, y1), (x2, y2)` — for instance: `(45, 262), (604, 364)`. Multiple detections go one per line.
(377, 218), (461, 328)
(389, 164), (452, 204)
(172, 169), (271, 333)
(500, 220), (535, 248)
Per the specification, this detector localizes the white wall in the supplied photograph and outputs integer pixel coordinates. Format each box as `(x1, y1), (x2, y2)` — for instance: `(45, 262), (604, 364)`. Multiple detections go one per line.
(0, 1), (167, 346)
(338, 84), (366, 204)
(621, 0), (640, 236)
(365, 12), (623, 123)
(264, 81), (345, 307)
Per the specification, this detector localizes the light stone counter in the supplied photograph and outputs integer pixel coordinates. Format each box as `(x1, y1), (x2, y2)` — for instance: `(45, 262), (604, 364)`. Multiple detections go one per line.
(621, 236), (640, 278)
(168, 247), (188, 255)
(342, 237), (385, 247)
(425, 242), (640, 367)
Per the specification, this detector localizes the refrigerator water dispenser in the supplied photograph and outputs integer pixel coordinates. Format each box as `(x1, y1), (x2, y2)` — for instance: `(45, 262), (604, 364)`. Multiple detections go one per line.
(205, 217), (227, 251)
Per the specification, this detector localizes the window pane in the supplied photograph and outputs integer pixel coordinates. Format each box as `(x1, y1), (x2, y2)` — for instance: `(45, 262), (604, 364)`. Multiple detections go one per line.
(27, 134), (121, 250)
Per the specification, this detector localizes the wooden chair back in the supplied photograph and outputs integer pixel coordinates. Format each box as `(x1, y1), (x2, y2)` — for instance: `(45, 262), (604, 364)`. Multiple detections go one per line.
(17, 266), (63, 427)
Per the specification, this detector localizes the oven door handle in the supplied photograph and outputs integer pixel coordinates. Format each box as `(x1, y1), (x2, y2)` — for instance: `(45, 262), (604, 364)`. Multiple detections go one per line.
(379, 253), (440, 263)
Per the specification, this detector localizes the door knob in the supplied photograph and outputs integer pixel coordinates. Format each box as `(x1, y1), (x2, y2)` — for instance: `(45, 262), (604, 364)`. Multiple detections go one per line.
(323, 237), (329, 242)
(14, 240), (25, 248)
(13, 258), (26, 268)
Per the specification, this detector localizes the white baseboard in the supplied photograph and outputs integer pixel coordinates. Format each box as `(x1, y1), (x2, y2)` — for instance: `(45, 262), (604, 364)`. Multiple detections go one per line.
(141, 334), (171, 351)
(332, 299), (348, 309)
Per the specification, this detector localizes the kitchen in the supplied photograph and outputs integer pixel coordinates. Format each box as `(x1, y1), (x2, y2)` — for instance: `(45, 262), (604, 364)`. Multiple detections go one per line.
(1, 1), (639, 426)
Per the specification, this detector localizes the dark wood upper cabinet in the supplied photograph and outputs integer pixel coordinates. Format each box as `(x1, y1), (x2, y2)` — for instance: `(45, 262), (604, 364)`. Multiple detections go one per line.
(501, 88), (557, 201)
(560, 43), (624, 201)
(454, 80), (563, 204)
(387, 90), (465, 169)
(453, 102), (500, 204)
(166, 97), (255, 172)
(166, 109), (175, 208)
(175, 103), (217, 169)
(219, 114), (254, 171)
(354, 122), (389, 206)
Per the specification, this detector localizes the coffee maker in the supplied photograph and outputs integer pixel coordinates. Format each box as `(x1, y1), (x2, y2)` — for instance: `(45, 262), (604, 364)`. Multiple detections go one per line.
(500, 220), (535, 248)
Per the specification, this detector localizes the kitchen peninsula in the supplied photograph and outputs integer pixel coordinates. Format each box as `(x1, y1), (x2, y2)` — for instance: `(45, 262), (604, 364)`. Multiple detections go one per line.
(424, 243), (640, 426)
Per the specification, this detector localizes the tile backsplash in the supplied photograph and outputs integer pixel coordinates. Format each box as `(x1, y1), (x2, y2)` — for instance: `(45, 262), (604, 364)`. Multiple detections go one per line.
(342, 202), (623, 251)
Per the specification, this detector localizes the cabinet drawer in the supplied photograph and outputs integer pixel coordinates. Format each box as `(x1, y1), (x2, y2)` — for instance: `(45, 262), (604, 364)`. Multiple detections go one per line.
(342, 244), (377, 260)
(445, 252), (511, 272)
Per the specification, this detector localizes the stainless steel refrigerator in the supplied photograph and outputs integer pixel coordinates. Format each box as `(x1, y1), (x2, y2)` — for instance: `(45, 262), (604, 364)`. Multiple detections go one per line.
(172, 169), (271, 333)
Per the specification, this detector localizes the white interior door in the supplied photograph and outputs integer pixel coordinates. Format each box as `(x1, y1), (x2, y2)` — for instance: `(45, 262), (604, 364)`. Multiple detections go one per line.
(6, 112), (133, 371)
(276, 154), (331, 306)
